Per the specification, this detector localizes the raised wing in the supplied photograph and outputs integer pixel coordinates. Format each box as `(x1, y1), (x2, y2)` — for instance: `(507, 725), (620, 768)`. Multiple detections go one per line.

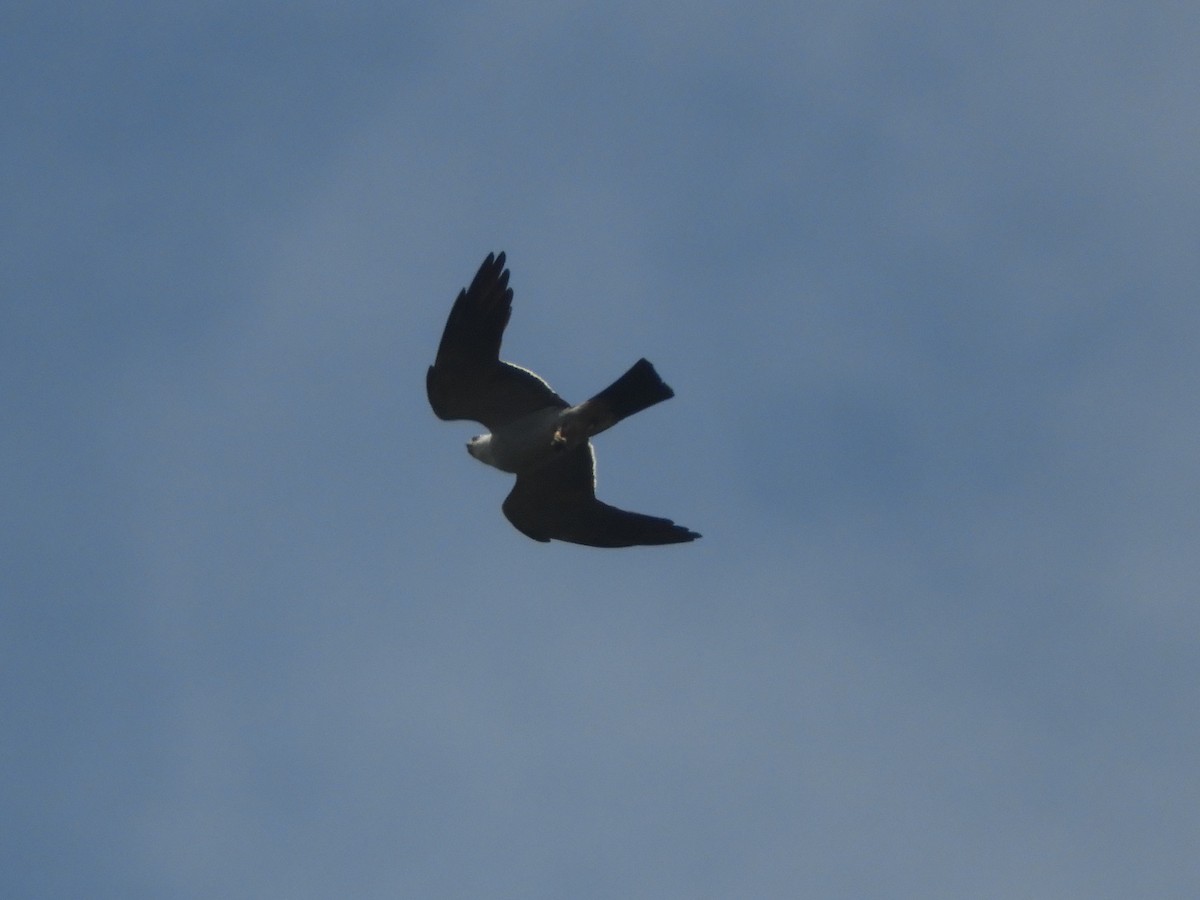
(502, 445), (700, 547)
(426, 252), (567, 430)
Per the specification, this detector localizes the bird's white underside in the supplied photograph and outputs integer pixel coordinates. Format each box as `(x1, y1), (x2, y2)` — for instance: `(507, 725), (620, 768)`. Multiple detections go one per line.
(467, 406), (580, 475)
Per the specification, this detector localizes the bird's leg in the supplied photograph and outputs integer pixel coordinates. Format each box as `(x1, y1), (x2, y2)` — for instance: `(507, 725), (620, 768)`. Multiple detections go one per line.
(552, 415), (583, 449)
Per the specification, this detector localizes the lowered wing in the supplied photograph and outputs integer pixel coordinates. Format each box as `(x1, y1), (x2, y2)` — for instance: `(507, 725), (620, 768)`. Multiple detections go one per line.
(502, 444), (700, 547)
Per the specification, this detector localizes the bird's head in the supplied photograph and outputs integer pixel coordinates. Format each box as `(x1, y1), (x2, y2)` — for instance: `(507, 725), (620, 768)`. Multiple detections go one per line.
(466, 433), (494, 464)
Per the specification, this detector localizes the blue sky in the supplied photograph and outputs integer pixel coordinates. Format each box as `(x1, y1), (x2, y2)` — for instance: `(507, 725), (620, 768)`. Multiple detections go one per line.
(4, 3), (1198, 897)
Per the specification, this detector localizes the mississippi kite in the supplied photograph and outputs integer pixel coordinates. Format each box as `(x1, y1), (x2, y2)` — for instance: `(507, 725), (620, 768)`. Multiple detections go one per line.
(427, 252), (700, 547)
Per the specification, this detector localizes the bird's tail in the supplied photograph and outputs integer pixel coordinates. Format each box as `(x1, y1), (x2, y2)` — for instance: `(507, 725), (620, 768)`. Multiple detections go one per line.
(576, 358), (675, 438)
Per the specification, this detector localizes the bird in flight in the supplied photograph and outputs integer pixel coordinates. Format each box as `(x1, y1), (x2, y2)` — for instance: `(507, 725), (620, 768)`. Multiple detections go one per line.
(427, 252), (700, 547)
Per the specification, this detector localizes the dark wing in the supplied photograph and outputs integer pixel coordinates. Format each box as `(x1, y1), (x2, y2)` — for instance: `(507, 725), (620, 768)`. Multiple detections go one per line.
(502, 445), (701, 547)
(426, 252), (568, 431)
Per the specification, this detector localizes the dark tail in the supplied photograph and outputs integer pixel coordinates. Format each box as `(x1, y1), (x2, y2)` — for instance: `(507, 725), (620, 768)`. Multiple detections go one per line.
(581, 359), (674, 436)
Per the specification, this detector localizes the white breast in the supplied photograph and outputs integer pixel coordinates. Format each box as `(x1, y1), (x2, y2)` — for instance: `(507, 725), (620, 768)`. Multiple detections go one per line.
(469, 408), (566, 474)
